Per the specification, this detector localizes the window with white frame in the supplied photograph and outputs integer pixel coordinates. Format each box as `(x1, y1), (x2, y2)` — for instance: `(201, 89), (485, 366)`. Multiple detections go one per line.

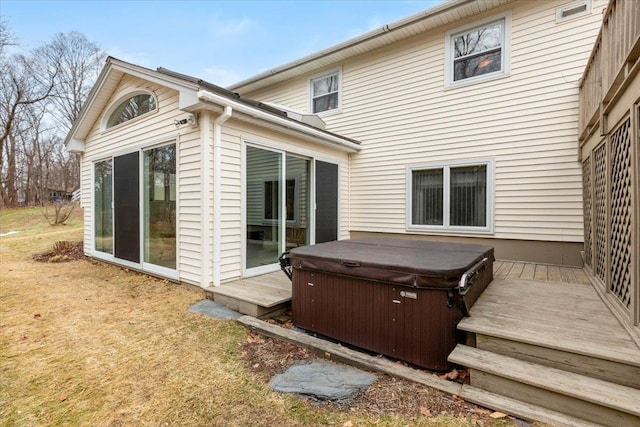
(408, 161), (492, 232)
(310, 70), (340, 114)
(445, 13), (510, 86)
(105, 91), (157, 129)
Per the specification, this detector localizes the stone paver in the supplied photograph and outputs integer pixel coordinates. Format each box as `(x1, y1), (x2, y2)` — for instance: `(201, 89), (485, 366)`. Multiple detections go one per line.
(188, 300), (241, 320)
(270, 360), (377, 400)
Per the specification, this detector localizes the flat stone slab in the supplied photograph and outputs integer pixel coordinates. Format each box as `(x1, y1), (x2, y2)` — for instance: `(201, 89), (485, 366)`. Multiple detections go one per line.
(188, 300), (241, 320)
(270, 360), (377, 400)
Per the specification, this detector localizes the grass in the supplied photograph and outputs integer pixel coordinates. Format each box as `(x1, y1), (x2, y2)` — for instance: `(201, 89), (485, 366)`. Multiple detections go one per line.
(0, 207), (517, 427)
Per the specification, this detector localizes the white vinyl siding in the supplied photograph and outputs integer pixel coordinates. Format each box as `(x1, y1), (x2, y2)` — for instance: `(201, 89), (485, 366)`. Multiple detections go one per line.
(80, 75), (202, 285)
(242, 0), (607, 243)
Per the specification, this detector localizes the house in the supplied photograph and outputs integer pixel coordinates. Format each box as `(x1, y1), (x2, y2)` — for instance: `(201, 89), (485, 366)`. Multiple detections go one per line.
(47, 187), (77, 202)
(230, 0), (610, 268)
(65, 0), (612, 289)
(66, 0), (640, 424)
(66, 60), (359, 284)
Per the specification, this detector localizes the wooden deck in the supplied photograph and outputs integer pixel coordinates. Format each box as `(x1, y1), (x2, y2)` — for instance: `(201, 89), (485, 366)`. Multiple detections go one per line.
(205, 261), (590, 318)
(492, 260), (591, 285)
(453, 276), (640, 426)
(204, 271), (291, 317)
(460, 277), (640, 368)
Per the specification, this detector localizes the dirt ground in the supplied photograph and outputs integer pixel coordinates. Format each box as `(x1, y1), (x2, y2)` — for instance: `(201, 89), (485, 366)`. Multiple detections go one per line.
(239, 322), (523, 426)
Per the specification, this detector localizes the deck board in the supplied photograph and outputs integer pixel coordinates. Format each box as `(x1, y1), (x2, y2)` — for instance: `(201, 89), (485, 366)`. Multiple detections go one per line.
(495, 261), (514, 278)
(506, 262), (525, 279)
(493, 259), (587, 286)
(209, 271), (291, 307)
(533, 264), (548, 281)
(520, 263), (536, 280)
(460, 278), (640, 366)
(560, 267), (578, 284)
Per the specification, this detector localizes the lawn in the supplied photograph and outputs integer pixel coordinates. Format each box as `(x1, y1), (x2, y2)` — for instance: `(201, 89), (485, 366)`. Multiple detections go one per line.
(0, 207), (515, 427)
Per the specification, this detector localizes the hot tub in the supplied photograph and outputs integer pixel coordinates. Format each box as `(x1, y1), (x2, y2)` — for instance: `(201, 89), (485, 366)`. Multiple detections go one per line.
(282, 238), (494, 371)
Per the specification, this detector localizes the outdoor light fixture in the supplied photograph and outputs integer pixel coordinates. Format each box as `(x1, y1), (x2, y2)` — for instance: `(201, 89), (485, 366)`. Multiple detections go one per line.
(174, 113), (198, 128)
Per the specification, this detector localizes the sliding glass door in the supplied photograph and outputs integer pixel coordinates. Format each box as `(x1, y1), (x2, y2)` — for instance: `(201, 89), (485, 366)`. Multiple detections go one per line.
(94, 160), (113, 254)
(92, 141), (176, 277)
(245, 146), (311, 274)
(246, 146), (282, 271)
(143, 143), (176, 271)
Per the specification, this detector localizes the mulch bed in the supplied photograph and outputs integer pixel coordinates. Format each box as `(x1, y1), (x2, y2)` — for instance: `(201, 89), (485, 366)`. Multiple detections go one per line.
(33, 241), (85, 263)
(239, 316), (502, 423)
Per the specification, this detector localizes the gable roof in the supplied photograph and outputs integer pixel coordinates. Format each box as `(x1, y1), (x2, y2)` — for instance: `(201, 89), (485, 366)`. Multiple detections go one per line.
(65, 57), (361, 154)
(228, 0), (515, 93)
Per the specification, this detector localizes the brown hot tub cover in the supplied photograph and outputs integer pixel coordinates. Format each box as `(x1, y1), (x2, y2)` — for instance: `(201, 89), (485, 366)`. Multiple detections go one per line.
(289, 238), (493, 289)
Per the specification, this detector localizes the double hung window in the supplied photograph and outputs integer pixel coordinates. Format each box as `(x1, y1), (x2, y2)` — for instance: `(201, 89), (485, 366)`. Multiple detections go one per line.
(408, 161), (492, 232)
(445, 13), (510, 86)
(310, 70), (340, 114)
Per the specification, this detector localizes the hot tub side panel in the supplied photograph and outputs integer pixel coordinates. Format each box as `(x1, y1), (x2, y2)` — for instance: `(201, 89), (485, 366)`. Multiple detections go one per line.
(291, 267), (492, 370)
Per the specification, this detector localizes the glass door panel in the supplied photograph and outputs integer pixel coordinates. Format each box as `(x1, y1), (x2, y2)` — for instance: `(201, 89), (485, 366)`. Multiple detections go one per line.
(94, 160), (113, 254)
(285, 155), (310, 248)
(246, 146), (282, 270)
(143, 144), (176, 269)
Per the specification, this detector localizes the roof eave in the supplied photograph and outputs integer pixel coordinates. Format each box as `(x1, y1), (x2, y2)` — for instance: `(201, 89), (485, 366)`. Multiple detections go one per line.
(64, 57), (202, 151)
(197, 89), (361, 153)
(228, 0), (515, 93)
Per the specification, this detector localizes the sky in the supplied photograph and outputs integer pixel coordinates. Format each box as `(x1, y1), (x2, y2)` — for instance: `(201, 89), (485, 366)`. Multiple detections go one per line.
(2, 0), (443, 87)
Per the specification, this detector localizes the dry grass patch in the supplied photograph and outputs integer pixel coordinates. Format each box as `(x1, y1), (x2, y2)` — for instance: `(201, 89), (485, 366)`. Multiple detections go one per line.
(1, 208), (524, 426)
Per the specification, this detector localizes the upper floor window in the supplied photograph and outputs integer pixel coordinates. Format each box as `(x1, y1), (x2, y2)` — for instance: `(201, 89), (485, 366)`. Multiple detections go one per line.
(310, 69), (341, 114)
(445, 13), (511, 87)
(106, 92), (157, 129)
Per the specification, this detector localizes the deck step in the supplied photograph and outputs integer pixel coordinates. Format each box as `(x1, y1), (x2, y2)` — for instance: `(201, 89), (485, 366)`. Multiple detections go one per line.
(471, 333), (640, 389)
(204, 272), (291, 318)
(449, 345), (640, 426)
(460, 386), (602, 427)
(457, 277), (640, 385)
(458, 313), (640, 369)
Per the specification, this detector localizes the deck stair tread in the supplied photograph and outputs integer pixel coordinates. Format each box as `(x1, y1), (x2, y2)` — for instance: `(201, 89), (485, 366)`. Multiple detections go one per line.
(205, 272), (291, 308)
(460, 386), (603, 427)
(458, 278), (640, 367)
(449, 345), (640, 417)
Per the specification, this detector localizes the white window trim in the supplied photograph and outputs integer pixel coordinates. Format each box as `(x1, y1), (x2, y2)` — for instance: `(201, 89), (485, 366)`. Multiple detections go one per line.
(444, 12), (511, 89)
(308, 67), (342, 116)
(100, 89), (158, 132)
(556, 0), (591, 23)
(406, 159), (495, 234)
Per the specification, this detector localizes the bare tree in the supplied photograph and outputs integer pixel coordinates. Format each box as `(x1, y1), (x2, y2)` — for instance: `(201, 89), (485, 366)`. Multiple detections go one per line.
(0, 20), (15, 54)
(37, 31), (104, 130)
(0, 52), (59, 206)
(0, 24), (104, 208)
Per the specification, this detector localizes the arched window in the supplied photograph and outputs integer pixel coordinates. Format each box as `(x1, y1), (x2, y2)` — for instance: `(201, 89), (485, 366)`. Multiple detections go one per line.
(105, 92), (157, 129)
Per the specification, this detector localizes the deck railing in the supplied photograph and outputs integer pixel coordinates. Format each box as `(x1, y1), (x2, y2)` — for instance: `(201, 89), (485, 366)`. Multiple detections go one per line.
(578, 0), (640, 139)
